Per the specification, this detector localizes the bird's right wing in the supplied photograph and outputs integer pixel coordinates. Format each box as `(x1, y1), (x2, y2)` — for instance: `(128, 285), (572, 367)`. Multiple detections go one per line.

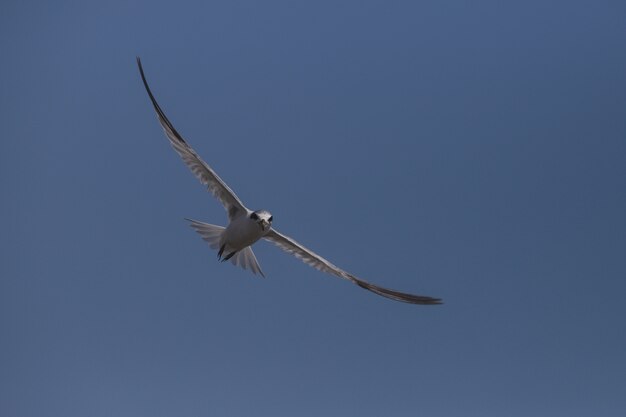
(137, 57), (248, 221)
(264, 228), (442, 305)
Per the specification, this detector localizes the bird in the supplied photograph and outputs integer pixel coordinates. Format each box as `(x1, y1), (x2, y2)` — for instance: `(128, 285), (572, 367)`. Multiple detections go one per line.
(137, 57), (442, 305)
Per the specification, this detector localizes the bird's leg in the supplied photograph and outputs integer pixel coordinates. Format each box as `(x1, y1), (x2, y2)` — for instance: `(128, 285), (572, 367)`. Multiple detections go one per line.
(222, 251), (238, 262)
(218, 244), (226, 260)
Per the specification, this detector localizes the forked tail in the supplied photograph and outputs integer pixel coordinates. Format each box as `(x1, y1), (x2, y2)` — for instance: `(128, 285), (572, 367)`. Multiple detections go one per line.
(186, 219), (265, 277)
(186, 218), (224, 250)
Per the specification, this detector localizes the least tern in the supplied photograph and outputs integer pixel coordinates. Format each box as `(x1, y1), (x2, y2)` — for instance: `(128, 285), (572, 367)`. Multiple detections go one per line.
(137, 57), (441, 305)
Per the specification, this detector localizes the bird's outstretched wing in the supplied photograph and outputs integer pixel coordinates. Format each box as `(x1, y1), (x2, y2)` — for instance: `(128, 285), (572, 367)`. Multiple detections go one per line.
(264, 228), (442, 305)
(137, 57), (247, 221)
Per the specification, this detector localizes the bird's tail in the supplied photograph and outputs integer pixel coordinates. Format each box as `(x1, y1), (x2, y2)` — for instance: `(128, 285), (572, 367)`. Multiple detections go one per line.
(185, 218), (265, 277)
(186, 218), (225, 250)
(230, 247), (265, 277)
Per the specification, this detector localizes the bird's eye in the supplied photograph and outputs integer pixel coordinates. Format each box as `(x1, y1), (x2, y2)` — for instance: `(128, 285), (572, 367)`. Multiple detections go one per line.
(250, 213), (259, 220)
(268, 216), (273, 222)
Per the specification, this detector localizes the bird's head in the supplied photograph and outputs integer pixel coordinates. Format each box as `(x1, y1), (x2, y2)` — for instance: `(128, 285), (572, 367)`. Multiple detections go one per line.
(250, 210), (273, 232)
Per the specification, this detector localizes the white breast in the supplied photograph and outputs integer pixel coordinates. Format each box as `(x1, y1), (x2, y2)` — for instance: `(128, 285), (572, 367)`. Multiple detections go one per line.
(223, 215), (265, 251)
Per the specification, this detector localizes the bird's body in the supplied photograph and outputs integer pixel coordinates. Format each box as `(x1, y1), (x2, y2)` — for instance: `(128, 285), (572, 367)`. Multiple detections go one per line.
(137, 57), (442, 305)
(224, 213), (264, 251)
(221, 210), (272, 259)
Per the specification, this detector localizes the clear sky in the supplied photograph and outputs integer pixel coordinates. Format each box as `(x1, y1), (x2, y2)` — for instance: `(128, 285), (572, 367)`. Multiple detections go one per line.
(1, 1), (625, 416)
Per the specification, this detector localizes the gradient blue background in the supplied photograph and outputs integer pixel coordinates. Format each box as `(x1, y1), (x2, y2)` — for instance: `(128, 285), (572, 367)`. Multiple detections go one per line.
(2, 1), (625, 416)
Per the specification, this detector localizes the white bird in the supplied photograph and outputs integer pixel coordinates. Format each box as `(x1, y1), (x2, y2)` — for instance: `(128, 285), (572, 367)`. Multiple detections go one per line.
(137, 57), (442, 305)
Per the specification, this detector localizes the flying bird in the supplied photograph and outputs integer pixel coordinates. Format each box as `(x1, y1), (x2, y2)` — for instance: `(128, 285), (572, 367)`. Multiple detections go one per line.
(137, 57), (442, 305)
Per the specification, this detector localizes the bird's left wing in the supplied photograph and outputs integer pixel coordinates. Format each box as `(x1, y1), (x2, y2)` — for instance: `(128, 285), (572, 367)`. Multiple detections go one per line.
(137, 57), (247, 221)
(264, 228), (442, 305)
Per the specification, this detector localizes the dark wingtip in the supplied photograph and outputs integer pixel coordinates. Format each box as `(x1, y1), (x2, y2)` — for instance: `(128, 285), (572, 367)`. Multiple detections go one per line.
(136, 56), (146, 80)
(355, 280), (443, 305)
(136, 56), (187, 144)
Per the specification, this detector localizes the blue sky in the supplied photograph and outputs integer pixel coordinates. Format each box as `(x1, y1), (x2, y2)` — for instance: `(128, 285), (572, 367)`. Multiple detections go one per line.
(1, 1), (625, 416)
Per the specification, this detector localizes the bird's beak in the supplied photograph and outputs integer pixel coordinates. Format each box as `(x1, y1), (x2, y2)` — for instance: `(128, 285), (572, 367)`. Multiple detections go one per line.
(260, 219), (269, 231)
